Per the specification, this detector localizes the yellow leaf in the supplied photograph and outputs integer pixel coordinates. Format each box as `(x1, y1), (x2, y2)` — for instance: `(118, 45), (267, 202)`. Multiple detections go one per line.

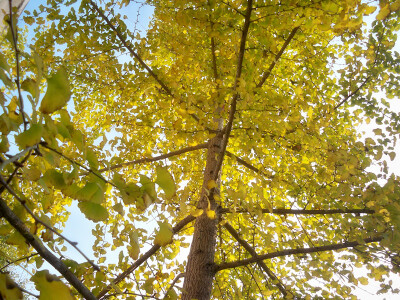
(364, 6), (377, 15)
(207, 180), (217, 189)
(390, 1), (400, 12)
(15, 124), (43, 149)
(39, 67), (71, 114)
(78, 202), (109, 222)
(0, 274), (23, 300)
(154, 222), (173, 246)
(155, 166), (176, 199)
(206, 209), (216, 219)
(32, 270), (74, 300)
(190, 208), (204, 217)
(129, 231), (140, 259)
(376, 5), (391, 20)
(358, 277), (368, 285)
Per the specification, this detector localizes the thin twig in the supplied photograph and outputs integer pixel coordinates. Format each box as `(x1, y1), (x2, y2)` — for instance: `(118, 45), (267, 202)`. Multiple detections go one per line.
(0, 175), (100, 271)
(334, 75), (372, 110)
(97, 215), (195, 299)
(40, 143), (114, 187)
(0, 197), (97, 300)
(99, 143), (209, 172)
(88, 0), (173, 96)
(162, 273), (185, 299)
(214, 236), (383, 272)
(0, 149), (33, 195)
(256, 26), (300, 88)
(223, 222), (290, 297)
(0, 145), (37, 171)
(220, 208), (375, 215)
(0, 253), (39, 272)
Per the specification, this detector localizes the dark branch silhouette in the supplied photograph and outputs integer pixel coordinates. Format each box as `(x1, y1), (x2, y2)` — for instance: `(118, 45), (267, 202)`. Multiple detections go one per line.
(257, 26), (300, 88)
(215, 236), (383, 272)
(100, 143), (209, 172)
(221, 208), (375, 215)
(223, 222), (291, 297)
(0, 197), (97, 300)
(97, 215), (195, 299)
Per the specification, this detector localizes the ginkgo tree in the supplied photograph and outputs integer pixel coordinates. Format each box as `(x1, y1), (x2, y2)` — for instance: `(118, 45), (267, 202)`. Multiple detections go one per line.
(1, 0), (400, 299)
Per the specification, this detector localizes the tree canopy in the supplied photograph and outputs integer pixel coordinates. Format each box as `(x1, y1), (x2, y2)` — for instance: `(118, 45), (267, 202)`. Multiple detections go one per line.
(1, 0), (400, 299)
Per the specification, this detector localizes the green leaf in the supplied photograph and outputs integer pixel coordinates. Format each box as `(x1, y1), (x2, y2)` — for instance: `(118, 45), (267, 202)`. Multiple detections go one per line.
(165, 287), (178, 300)
(112, 202), (124, 215)
(39, 67), (71, 114)
(155, 166), (176, 199)
(0, 69), (13, 87)
(376, 5), (391, 20)
(0, 135), (9, 153)
(120, 183), (141, 205)
(0, 274), (23, 300)
(78, 202), (109, 222)
(75, 182), (104, 204)
(15, 124), (43, 149)
(86, 147), (99, 170)
(42, 169), (66, 190)
(154, 222), (173, 246)
(32, 270), (74, 300)
(21, 78), (37, 98)
(0, 53), (10, 72)
(128, 231), (140, 259)
(140, 174), (157, 200)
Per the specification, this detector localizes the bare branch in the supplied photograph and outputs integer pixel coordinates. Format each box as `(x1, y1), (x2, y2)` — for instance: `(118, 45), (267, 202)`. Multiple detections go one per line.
(100, 143), (209, 172)
(256, 26), (300, 88)
(163, 273), (185, 299)
(0, 145), (37, 172)
(223, 222), (290, 297)
(213, 0), (253, 181)
(214, 236), (383, 272)
(221, 208), (375, 215)
(97, 215), (195, 299)
(0, 197), (97, 300)
(0, 175), (100, 271)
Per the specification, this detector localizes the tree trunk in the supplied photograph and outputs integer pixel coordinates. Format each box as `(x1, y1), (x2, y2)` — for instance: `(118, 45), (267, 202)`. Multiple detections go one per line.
(182, 133), (222, 300)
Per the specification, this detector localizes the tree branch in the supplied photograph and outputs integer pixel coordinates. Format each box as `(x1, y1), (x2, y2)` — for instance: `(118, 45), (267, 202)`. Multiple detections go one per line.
(212, 0), (253, 181)
(97, 215), (195, 299)
(0, 145), (36, 172)
(40, 143), (113, 186)
(256, 26), (300, 88)
(334, 75), (372, 110)
(100, 143), (209, 172)
(0, 197), (97, 300)
(0, 175), (100, 271)
(162, 273), (185, 299)
(214, 236), (383, 272)
(221, 208), (375, 215)
(0, 253), (38, 272)
(226, 150), (265, 175)
(88, 0), (173, 97)
(223, 222), (290, 297)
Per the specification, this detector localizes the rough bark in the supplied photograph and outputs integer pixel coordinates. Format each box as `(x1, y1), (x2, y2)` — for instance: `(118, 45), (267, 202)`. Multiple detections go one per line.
(181, 134), (222, 300)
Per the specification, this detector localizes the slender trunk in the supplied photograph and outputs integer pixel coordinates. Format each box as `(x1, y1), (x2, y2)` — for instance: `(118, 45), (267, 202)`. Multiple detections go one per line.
(182, 133), (222, 300)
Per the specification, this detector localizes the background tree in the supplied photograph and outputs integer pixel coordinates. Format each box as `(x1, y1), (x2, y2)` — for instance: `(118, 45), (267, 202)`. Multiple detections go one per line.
(1, 0), (400, 299)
